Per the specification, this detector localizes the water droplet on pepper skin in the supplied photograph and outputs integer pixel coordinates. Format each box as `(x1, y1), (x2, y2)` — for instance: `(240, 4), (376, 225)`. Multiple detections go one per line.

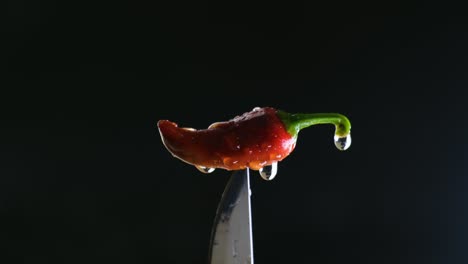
(222, 157), (239, 167)
(195, 166), (215, 173)
(269, 153), (283, 160)
(334, 134), (351, 151)
(259, 162), (278, 181)
(248, 160), (267, 170)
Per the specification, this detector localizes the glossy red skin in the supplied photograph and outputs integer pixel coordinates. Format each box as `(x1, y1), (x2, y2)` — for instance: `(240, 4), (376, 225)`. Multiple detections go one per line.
(157, 107), (296, 171)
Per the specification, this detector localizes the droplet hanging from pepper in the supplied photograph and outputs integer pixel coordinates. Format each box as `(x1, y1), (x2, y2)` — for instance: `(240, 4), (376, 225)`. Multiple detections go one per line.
(157, 107), (351, 179)
(334, 134), (352, 151)
(196, 166), (216, 174)
(259, 162), (278, 181)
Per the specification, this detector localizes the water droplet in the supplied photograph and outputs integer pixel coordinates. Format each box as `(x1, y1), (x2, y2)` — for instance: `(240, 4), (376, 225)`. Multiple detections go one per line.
(249, 160), (267, 170)
(223, 157), (239, 167)
(259, 162), (278, 181)
(195, 166), (215, 173)
(334, 134), (351, 151)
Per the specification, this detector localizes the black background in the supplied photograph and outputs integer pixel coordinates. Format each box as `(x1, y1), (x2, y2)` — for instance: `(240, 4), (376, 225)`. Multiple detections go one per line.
(2, 1), (468, 263)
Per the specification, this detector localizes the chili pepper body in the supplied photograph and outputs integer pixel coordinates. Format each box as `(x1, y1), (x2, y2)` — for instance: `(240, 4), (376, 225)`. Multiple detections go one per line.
(158, 107), (295, 170)
(158, 107), (351, 171)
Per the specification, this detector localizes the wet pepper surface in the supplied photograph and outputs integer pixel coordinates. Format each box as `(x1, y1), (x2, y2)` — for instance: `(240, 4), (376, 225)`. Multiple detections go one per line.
(158, 107), (296, 170)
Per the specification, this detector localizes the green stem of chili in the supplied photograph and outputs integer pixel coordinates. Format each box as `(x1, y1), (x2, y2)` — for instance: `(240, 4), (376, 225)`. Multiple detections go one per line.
(277, 110), (351, 139)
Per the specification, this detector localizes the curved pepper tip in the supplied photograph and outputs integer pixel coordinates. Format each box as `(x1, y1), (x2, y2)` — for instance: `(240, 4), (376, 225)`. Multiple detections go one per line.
(157, 120), (186, 157)
(157, 120), (177, 140)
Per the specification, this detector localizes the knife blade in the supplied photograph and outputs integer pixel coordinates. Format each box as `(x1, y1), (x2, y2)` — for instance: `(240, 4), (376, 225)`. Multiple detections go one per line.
(208, 169), (254, 264)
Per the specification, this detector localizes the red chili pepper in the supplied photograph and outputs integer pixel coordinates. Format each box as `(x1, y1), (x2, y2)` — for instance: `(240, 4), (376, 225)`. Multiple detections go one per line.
(158, 107), (351, 173)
